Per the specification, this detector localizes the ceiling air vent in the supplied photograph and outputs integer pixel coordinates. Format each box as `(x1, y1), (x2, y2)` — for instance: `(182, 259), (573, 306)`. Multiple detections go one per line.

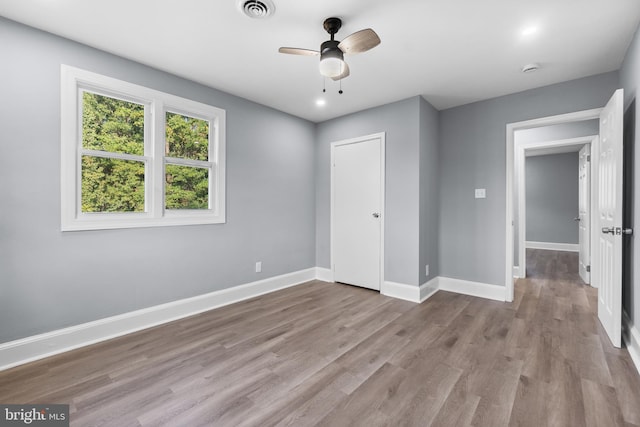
(521, 63), (540, 73)
(238, 0), (275, 19)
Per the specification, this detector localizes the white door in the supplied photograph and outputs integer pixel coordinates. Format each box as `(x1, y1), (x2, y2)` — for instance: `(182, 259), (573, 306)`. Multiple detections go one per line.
(578, 144), (591, 284)
(332, 135), (383, 291)
(596, 89), (624, 348)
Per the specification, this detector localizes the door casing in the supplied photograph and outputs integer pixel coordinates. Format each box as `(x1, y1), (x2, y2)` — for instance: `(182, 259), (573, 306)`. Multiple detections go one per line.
(506, 108), (603, 302)
(578, 143), (592, 285)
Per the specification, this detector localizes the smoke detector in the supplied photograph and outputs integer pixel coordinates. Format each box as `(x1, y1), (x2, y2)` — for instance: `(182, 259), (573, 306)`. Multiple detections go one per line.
(521, 63), (540, 73)
(238, 0), (275, 19)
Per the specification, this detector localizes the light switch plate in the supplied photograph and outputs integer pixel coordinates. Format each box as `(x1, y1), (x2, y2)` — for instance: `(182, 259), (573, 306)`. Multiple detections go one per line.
(475, 188), (486, 199)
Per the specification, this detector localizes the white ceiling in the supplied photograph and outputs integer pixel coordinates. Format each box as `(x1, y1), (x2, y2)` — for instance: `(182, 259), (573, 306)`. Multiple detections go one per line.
(1, 0), (639, 123)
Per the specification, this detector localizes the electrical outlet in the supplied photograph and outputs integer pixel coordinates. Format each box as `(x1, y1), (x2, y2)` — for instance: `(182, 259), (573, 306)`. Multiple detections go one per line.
(475, 188), (486, 199)
(425, 264), (429, 276)
(255, 262), (262, 273)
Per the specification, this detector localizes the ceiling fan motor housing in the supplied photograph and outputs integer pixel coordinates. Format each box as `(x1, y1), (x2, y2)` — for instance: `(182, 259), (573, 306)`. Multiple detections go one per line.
(321, 40), (343, 60)
(323, 17), (342, 37)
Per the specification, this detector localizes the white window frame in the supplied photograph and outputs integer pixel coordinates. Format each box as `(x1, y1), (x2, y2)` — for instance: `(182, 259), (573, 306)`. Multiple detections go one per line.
(61, 65), (226, 231)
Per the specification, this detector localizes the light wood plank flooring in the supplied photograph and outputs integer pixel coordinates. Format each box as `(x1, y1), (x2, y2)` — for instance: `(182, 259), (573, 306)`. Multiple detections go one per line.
(1, 250), (639, 426)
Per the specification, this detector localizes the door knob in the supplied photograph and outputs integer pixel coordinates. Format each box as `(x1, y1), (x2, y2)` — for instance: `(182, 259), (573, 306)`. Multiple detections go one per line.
(602, 227), (634, 235)
(573, 217), (580, 221)
(372, 213), (380, 218)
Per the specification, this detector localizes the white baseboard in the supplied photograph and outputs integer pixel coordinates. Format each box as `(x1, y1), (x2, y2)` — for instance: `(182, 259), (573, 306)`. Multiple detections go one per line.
(315, 267), (334, 283)
(438, 277), (506, 302)
(381, 277), (438, 303)
(525, 241), (579, 252)
(0, 268), (316, 372)
(420, 277), (439, 302)
(381, 281), (421, 303)
(513, 266), (521, 278)
(383, 276), (505, 304)
(623, 310), (640, 376)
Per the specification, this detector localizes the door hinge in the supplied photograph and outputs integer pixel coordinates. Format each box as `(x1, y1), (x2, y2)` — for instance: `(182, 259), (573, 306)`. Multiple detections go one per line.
(586, 265), (590, 273)
(587, 155), (591, 162)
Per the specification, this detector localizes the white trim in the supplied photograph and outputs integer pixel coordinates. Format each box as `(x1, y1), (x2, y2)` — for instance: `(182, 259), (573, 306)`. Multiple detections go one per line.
(60, 65), (226, 231)
(525, 241), (580, 252)
(0, 268), (315, 372)
(420, 277), (439, 302)
(377, 277), (438, 304)
(505, 108), (603, 302)
(438, 277), (506, 302)
(330, 132), (386, 293)
(381, 281), (420, 303)
(383, 276), (506, 304)
(517, 140), (526, 278)
(589, 137), (600, 289)
(512, 266), (522, 278)
(315, 267), (334, 282)
(623, 311), (640, 376)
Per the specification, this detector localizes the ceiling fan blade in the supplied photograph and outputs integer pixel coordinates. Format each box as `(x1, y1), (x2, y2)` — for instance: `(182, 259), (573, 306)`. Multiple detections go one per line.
(331, 62), (350, 81)
(338, 29), (381, 54)
(278, 47), (319, 56)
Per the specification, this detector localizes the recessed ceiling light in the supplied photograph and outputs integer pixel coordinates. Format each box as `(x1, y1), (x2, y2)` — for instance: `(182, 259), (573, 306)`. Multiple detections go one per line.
(316, 99), (326, 107)
(521, 26), (538, 37)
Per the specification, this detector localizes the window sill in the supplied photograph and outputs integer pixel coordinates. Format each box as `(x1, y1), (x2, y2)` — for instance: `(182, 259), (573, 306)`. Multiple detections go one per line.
(61, 212), (226, 232)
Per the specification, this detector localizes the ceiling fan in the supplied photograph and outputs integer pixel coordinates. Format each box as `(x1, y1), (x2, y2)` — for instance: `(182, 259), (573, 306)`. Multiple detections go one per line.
(279, 17), (381, 81)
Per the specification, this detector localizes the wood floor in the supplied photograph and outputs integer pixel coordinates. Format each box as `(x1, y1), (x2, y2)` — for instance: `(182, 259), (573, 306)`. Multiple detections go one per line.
(1, 249), (639, 426)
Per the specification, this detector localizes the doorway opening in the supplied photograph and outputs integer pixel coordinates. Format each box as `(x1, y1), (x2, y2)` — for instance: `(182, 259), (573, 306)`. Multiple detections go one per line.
(505, 108), (602, 302)
(507, 89), (626, 348)
(515, 135), (597, 284)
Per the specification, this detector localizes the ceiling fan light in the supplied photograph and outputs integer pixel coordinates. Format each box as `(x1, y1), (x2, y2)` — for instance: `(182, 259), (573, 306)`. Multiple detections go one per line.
(319, 45), (345, 78)
(319, 57), (345, 78)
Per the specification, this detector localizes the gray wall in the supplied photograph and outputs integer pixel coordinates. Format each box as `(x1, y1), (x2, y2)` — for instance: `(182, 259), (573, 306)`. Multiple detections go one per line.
(419, 97), (440, 284)
(314, 95), (440, 288)
(0, 18), (316, 343)
(620, 24), (640, 327)
(0, 15), (633, 346)
(439, 72), (620, 286)
(315, 97), (422, 286)
(525, 153), (579, 244)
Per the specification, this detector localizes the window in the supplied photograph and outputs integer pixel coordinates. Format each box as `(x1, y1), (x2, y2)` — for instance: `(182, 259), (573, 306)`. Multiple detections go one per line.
(61, 65), (225, 231)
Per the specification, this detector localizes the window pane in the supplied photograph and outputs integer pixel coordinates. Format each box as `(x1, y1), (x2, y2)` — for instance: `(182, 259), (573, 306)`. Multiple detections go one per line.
(165, 164), (209, 210)
(81, 156), (145, 212)
(82, 92), (144, 155)
(165, 112), (209, 160)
